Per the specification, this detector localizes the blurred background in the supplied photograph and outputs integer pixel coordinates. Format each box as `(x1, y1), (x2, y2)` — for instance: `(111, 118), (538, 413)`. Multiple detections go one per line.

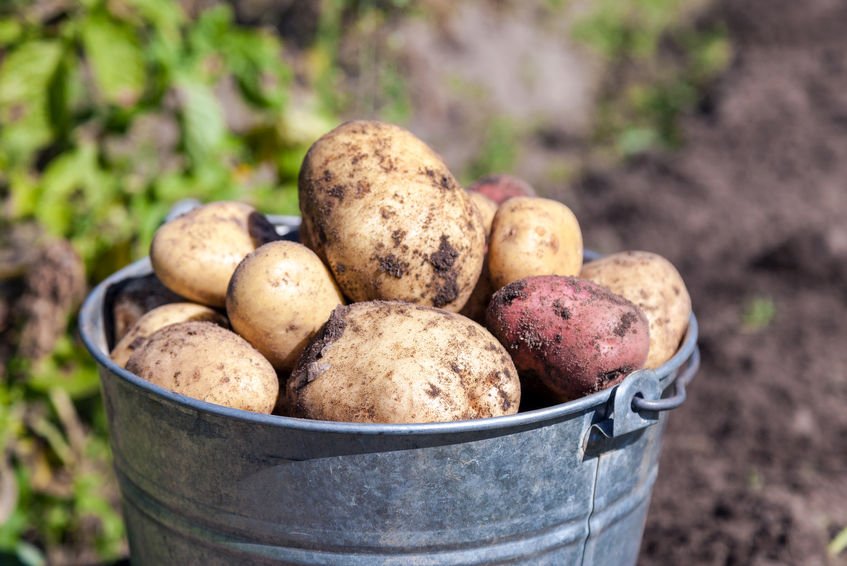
(1, 0), (845, 564)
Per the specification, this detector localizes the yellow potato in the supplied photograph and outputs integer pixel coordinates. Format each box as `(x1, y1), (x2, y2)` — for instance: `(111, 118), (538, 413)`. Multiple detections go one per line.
(460, 191), (499, 322)
(283, 301), (520, 423)
(126, 321), (278, 414)
(150, 201), (279, 307)
(226, 241), (345, 372)
(467, 191), (498, 235)
(488, 197), (583, 290)
(110, 302), (228, 368)
(298, 120), (486, 312)
(580, 251), (692, 368)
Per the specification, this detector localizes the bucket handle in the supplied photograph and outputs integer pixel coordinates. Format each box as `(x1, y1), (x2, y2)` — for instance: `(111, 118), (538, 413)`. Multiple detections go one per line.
(590, 346), (700, 440)
(632, 347), (700, 413)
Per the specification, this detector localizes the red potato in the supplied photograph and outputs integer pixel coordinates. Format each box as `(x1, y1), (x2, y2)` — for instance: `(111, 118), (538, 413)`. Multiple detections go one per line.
(467, 174), (536, 204)
(485, 275), (650, 403)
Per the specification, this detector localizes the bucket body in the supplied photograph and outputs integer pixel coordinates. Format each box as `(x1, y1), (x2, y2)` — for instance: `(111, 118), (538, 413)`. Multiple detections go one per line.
(79, 221), (699, 566)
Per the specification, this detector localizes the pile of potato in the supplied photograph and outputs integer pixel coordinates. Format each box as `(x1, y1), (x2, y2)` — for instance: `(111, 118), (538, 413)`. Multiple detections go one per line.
(111, 120), (691, 424)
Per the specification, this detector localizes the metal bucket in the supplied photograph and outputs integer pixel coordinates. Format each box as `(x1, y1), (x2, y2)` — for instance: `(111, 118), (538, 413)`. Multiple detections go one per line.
(78, 216), (699, 566)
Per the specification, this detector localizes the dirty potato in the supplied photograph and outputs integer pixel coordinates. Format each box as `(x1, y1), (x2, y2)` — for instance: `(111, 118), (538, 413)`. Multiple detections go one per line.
(486, 276), (650, 403)
(110, 303), (228, 368)
(459, 192), (498, 322)
(150, 201), (280, 307)
(488, 197), (583, 290)
(283, 301), (520, 423)
(107, 273), (184, 343)
(226, 241), (345, 372)
(298, 120), (486, 312)
(467, 191), (498, 235)
(581, 251), (692, 368)
(126, 321), (278, 413)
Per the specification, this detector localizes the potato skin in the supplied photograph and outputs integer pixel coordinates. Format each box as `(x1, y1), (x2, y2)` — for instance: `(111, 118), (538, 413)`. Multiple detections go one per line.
(110, 302), (228, 368)
(126, 321), (278, 414)
(468, 174), (536, 204)
(150, 201), (279, 307)
(107, 274), (184, 343)
(486, 276), (649, 402)
(467, 191), (498, 235)
(283, 301), (520, 423)
(488, 197), (583, 290)
(298, 120), (486, 312)
(459, 192), (498, 322)
(581, 251), (691, 368)
(226, 241), (345, 372)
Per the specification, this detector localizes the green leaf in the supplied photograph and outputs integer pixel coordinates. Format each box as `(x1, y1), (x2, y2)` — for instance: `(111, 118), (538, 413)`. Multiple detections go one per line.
(616, 127), (659, 156)
(81, 12), (146, 107)
(125, 0), (184, 41)
(830, 526), (847, 557)
(35, 152), (85, 236)
(0, 40), (64, 159)
(178, 80), (226, 165)
(0, 19), (22, 46)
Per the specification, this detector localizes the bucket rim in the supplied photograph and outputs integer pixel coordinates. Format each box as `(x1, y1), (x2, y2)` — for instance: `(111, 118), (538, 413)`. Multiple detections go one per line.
(79, 256), (699, 436)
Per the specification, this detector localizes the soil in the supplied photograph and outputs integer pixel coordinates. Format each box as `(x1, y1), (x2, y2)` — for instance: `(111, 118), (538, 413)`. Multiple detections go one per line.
(567, 0), (847, 563)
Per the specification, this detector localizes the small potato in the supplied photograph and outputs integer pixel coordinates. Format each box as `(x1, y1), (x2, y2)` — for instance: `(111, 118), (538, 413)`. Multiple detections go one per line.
(107, 274), (184, 343)
(467, 191), (498, 235)
(226, 241), (345, 372)
(284, 301), (520, 423)
(126, 321), (278, 414)
(150, 201), (280, 307)
(488, 197), (583, 290)
(486, 276), (650, 403)
(298, 120), (486, 312)
(110, 303), (228, 368)
(468, 174), (536, 204)
(581, 251), (692, 368)
(459, 192), (498, 322)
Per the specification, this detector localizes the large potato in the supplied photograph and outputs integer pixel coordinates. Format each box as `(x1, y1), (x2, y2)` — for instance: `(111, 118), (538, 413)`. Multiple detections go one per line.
(581, 251), (692, 368)
(226, 241), (345, 372)
(150, 201), (280, 307)
(488, 197), (583, 290)
(486, 276), (650, 403)
(298, 120), (486, 312)
(110, 302), (228, 368)
(283, 301), (520, 423)
(126, 321), (278, 413)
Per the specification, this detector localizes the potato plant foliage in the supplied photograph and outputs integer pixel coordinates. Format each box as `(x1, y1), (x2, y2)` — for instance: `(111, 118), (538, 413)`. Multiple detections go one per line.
(0, 1), (329, 562)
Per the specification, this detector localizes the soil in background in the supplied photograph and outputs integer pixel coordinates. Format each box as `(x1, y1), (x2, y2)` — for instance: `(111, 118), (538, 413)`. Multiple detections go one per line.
(569, 0), (847, 563)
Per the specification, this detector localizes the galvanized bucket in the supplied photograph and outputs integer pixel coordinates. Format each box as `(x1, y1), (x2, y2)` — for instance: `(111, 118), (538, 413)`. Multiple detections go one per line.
(79, 216), (699, 566)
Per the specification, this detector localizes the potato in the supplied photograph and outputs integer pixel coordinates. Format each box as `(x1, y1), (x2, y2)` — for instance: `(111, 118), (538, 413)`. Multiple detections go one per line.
(467, 191), (498, 235)
(283, 301), (520, 423)
(226, 241), (345, 372)
(468, 174), (536, 204)
(110, 302), (228, 368)
(488, 197), (583, 290)
(459, 192), (498, 322)
(298, 120), (486, 312)
(580, 251), (692, 368)
(126, 321), (278, 414)
(486, 276), (649, 402)
(106, 273), (184, 344)
(150, 201), (280, 307)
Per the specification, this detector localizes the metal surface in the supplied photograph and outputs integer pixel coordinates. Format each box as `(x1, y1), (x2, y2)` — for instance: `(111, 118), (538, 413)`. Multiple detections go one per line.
(78, 217), (700, 565)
